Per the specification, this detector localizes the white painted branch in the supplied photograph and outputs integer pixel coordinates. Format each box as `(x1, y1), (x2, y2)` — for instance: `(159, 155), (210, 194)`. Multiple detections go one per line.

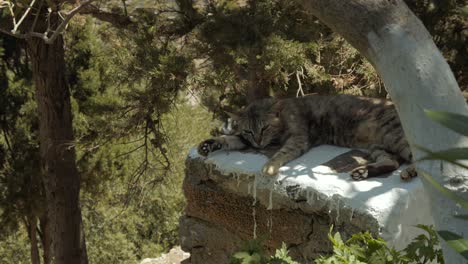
(296, 66), (305, 97)
(0, 0), (95, 44)
(7, 1), (17, 27)
(12, 0), (37, 34)
(297, 0), (468, 262)
(367, 20), (468, 263)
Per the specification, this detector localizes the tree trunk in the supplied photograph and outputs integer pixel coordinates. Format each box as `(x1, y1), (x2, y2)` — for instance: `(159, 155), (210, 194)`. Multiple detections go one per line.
(80, 215), (89, 264)
(296, 0), (468, 262)
(39, 214), (52, 264)
(246, 54), (270, 103)
(26, 12), (87, 264)
(27, 216), (41, 264)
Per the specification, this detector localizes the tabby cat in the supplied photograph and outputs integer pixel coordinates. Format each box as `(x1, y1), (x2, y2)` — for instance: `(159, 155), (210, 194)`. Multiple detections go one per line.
(197, 94), (416, 181)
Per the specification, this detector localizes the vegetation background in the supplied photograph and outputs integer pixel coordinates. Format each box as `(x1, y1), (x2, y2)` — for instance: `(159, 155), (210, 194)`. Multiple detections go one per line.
(0, 0), (466, 263)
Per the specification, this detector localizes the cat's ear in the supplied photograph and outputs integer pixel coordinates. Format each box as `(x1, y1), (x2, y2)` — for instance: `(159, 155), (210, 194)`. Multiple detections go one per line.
(225, 111), (240, 120)
(271, 100), (284, 118)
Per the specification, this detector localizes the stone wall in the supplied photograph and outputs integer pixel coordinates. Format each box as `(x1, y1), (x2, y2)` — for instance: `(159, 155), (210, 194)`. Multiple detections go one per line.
(179, 145), (434, 263)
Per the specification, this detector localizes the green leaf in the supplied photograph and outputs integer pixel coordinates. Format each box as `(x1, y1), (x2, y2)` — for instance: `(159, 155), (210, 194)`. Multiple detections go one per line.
(416, 145), (468, 169)
(333, 231), (344, 246)
(419, 147), (468, 161)
(424, 110), (468, 137)
(416, 145), (468, 170)
(233, 252), (252, 259)
(418, 171), (468, 210)
(458, 6), (468, 18)
(437, 231), (468, 260)
(249, 253), (261, 263)
(271, 243), (299, 264)
(454, 215), (468, 221)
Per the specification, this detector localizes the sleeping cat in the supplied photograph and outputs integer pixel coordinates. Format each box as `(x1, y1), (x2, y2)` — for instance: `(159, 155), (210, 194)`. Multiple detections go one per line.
(197, 94), (417, 181)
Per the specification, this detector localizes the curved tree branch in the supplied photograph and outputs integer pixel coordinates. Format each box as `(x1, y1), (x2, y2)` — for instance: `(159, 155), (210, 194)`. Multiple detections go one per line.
(43, 0), (96, 44)
(80, 4), (133, 28)
(296, 0), (468, 262)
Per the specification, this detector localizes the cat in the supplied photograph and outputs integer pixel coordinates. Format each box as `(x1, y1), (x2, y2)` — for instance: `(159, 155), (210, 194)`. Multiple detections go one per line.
(197, 94), (417, 181)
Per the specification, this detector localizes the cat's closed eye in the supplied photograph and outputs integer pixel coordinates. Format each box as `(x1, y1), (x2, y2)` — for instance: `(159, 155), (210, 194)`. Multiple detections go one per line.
(243, 130), (254, 135)
(261, 124), (270, 133)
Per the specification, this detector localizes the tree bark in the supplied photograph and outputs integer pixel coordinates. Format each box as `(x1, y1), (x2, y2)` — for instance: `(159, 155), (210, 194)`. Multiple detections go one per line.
(296, 0), (468, 262)
(26, 12), (86, 264)
(246, 54), (270, 103)
(39, 214), (52, 264)
(27, 216), (41, 264)
(80, 215), (89, 264)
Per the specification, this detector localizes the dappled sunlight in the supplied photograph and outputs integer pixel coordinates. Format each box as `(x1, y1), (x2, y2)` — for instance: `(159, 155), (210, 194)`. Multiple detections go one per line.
(234, 160), (246, 165)
(198, 144), (431, 246)
(200, 148), (268, 175)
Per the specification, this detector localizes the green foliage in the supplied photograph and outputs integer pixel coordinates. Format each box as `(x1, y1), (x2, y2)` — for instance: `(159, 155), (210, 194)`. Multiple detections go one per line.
(230, 225), (443, 264)
(460, 5), (468, 17)
(230, 240), (298, 264)
(315, 225), (443, 264)
(231, 252), (264, 264)
(230, 238), (269, 264)
(80, 103), (211, 264)
(270, 243), (299, 264)
(0, 34), (42, 252)
(404, 224), (445, 264)
(0, 227), (30, 264)
(315, 229), (404, 264)
(189, 0), (467, 118)
(188, 0), (412, 120)
(1, 10), (209, 263)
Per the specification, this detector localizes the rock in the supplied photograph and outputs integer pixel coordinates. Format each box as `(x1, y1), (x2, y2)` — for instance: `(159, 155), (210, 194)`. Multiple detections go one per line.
(180, 145), (434, 263)
(140, 246), (190, 264)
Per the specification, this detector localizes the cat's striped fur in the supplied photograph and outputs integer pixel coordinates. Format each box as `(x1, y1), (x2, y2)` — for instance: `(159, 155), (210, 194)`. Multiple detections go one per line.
(198, 94), (416, 180)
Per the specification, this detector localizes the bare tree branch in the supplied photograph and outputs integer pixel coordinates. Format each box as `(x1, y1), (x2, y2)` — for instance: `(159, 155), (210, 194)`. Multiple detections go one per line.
(12, 0), (37, 34)
(29, 0), (43, 34)
(0, 27), (47, 40)
(295, 66), (305, 97)
(0, 0), (96, 43)
(7, 1), (17, 27)
(80, 4), (133, 28)
(121, 0), (127, 16)
(43, 0), (96, 44)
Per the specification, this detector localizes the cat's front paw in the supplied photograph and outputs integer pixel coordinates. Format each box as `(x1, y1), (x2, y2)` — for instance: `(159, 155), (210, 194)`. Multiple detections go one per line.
(197, 138), (223, 156)
(350, 166), (369, 181)
(262, 160), (281, 177)
(400, 165), (417, 181)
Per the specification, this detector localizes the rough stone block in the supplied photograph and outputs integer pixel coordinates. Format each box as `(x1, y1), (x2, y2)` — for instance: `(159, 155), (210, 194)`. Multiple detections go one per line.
(180, 145), (434, 263)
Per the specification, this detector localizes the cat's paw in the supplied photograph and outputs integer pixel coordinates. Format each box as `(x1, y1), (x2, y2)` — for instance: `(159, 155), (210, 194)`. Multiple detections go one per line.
(197, 138), (223, 156)
(400, 165), (417, 181)
(350, 166), (369, 181)
(262, 161), (280, 177)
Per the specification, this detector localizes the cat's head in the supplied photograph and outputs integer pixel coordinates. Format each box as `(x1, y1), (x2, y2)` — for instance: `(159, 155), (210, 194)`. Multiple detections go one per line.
(228, 98), (284, 148)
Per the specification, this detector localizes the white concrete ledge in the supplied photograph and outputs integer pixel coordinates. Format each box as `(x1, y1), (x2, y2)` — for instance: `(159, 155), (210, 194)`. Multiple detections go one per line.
(187, 145), (434, 250)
